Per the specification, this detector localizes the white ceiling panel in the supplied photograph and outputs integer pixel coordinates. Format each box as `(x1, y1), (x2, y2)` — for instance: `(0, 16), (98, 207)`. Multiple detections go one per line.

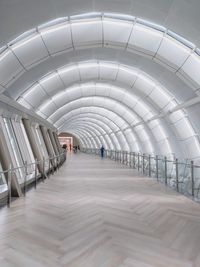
(122, 94), (138, 112)
(128, 24), (163, 56)
(99, 63), (118, 80)
(24, 83), (46, 107)
(11, 34), (49, 68)
(148, 120), (159, 129)
(173, 117), (195, 140)
(67, 87), (82, 100)
(134, 125), (149, 141)
(58, 66), (80, 86)
(95, 84), (110, 96)
(117, 67), (137, 87)
(157, 139), (171, 155)
(134, 76), (155, 95)
(41, 101), (57, 117)
(78, 97), (92, 107)
(40, 73), (64, 96)
(0, 49), (24, 86)
(109, 86), (125, 101)
(162, 100), (176, 113)
(114, 117), (127, 128)
(182, 136), (200, 159)
(143, 111), (154, 121)
(53, 91), (68, 106)
(123, 112), (135, 124)
(18, 98), (32, 109)
(40, 23), (73, 54)
(134, 103), (149, 118)
(168, 110), (185, 123)
(179, 53), (200, 88)
(155, 36), (191, 70)
(103, 19), (133, 48)
(111, 102), (125, 115)
(149, 86), (171, 109)
(93, 97), (105, 107)
(71, 19), (102, 47)
(151, 125), (166, 141)
(81, 84), (96, 97)
(79, 63), (98, 80)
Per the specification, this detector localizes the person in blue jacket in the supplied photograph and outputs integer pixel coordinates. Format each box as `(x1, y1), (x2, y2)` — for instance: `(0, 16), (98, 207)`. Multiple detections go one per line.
(100, 145), (105, 158)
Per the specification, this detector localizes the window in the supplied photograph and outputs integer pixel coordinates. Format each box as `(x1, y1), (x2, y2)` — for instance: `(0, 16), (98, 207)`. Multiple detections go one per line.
(11, 119), (35, 176)
(31, 124), (49, 170)
(2, 117), (25, 182)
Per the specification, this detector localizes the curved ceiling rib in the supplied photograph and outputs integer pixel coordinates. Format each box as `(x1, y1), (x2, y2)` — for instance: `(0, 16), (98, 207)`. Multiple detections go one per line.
(59, 104), (142, 152)
(48, 95), (166, 154)
(1, 12), (200, 92)
(68, 129), (97, 148)
(69, 123), (110, 149)
(63, 117), (117, 149)
(58, 108), (138, 151)
(73, 128), (96, 148)
(1, 13), (200, 160)
(42, 84), (166, 153)
(62, 111), (134, 150)
(66, 121), (119, 150)
(16, 60), (200, 159)
(59, 113), (123, 150)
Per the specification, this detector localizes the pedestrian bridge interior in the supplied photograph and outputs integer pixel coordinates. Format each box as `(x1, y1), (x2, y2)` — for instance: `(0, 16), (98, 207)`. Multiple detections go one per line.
(1, 0), (200, 266)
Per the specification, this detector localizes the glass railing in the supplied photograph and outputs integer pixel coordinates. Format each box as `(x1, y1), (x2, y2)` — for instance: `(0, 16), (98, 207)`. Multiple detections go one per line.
(82, 148), (200, 202)
(0, 152), (66, 208)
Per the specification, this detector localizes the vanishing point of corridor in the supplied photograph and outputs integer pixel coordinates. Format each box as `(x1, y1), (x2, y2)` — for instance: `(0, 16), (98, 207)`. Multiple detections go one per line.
(0, 153), (200, 267)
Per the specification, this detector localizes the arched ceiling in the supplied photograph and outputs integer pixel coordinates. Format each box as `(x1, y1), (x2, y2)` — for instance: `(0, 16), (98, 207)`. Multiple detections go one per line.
(1, 8), (200, 161)
(1, 0), (200, 47)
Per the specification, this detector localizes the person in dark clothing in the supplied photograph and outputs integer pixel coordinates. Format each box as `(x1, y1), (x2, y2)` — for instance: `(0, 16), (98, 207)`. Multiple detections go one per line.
(100, 145), (105, 158)
(62, 144), (67, 150)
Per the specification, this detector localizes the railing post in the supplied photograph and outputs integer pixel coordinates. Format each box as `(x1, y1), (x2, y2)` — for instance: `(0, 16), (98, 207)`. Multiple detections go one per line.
(7, 164), (12, 208)
(34, 159), (37, 189)
(48, 157), (51, 178)
(148, 155), (151, 177)
(57, 154), (60, 171)
(191, 160), (194, 197)
(156, 155), (159, 181)
(138, 153), (140, 171)
(142, 154), (145, 174)
(56, 156), (59, 172)
(24, 160), (27, 196)
(175, 158), (179, 192)
(133, 152), (136, 169)
(164, 156), (167, 185)
(42, 157), (45, 182)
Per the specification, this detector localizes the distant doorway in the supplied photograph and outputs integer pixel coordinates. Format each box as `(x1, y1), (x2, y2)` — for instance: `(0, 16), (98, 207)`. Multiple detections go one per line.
(58, 136), (73, 152)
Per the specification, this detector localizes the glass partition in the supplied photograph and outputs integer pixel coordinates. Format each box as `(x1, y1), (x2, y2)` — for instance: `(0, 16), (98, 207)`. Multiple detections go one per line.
(2, 117), (25, 183)
(31, 125), (49, 170)
(11, 119), (36, 179)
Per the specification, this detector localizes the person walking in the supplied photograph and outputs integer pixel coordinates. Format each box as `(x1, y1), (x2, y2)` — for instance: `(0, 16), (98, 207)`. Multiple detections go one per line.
(100, 145), (105, 158)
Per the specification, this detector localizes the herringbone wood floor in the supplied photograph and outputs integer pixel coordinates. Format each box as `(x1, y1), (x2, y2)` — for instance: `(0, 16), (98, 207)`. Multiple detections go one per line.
(0, 153), (200, 267)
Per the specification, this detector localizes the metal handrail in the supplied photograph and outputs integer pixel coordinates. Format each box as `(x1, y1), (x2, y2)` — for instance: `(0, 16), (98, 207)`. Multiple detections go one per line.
(0, 152), (66, 207)
(82, 148), (200, 201)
